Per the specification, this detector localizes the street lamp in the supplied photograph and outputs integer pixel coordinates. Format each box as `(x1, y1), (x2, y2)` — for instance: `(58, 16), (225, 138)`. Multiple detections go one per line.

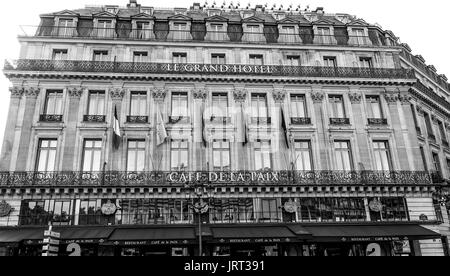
(191, 186), (209, 256)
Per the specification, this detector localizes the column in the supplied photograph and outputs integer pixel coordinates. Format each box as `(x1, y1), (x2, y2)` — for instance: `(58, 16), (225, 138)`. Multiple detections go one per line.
(109, 87), (125, 171)
(310, 88), (330, 170)
(193, 88), (207, 171)
(61, 87), (83, 171)
(272, 88), (288, 170)
(349, 89), (371, 170)
(151, 87), (167, 171)
(399, 90), (421, 170)
(233, 88), (248, 171)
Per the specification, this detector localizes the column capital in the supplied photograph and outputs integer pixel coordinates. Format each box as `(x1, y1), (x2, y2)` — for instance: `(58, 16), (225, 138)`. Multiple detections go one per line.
(151, 88), (167, 101)
(233, 89), (247, 103)
(348, 92), (362, 104)
(67, 87), (84, 98)
(398, 92), (412, 105)
(23, 87), (40, 98)
(310, 91), (324, 103)
(383, 93), (399, 105)
(9, 86), (24, 98)
(272, 89), (286, 103)
(192, 88), (208, 100)
(109, 87), (125, 101)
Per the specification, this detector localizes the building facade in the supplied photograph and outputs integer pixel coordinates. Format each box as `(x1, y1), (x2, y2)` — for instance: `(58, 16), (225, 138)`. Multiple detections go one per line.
(0, 0), (449, 256)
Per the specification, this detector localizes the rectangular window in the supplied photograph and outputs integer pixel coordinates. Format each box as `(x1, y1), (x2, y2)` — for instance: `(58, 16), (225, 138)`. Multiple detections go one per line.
(432, 152), (442, 175)
(52, 49), (68, 60)
(290, 94), (307, 118)
(97, 20), (113, 38)
(172, 52), (187, 63)
(133, 51), (148, 62)
(299, 198), (366, 222)
(446, 158), (450, 176)
(82, 139), (102, 172)
(317, 27), (332, 44)
(44, 90), (63, 115)
(130, 92), (147, 116)
(251, 93), (268, 118)
(438, 121), (447, 142)
(57, 19), (73, 36)
(286, 55), (300, 66)
(411, 104), (420, 133)
(211, 54), (225, 64)
(171, 140), (188, 170)
(260, 199), (280, 222)
(423, 112), (434, 138)
(211, 92), (228, 118)
(420, 146), (428, 171)
(280, 26), (296, 43)
(127, 140), (145, 172)
(208, 24), (225, 40)
(212, 140), (230, 171)
(93, 50), (109, 61)
(171, 92), (188, 117)
(87, 91), (105, 115)
(373, 141), (392, 171)
(254, 140), (272, 170)
(366, 95), (383, 119)
(19, 200), (73, 226)
(36, 139), (57, 172)
(352, 28), (365, 45)
(329, 95), (346, 118)
(173, 22), (187, 30)
(323, 56), (337, 67)
(294, 140), (313, 171)
(334, 141), (353, 171)
(249, 54), (263, 65)
(359, 57), (373, 68)
(247, 24), (260, 33)
(369, 197), (408, 222)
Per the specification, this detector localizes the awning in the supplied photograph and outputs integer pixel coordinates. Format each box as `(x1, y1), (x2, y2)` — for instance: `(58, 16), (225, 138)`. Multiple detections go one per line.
(210, 226), (303, 243)
(303, 224), (442, 242)
(108, 227), (196, 246)
(0, 228), (44, 244)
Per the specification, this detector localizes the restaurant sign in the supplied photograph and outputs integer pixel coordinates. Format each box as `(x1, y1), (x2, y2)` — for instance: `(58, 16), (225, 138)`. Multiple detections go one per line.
(341, 236), (404, 242)
(217, 238), (294, 244)
(168, 171), (282, 184)
(114, 240), (193, 246)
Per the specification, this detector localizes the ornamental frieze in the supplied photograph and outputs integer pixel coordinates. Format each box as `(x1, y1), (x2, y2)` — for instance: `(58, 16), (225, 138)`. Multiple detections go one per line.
(311, 92), (324, 103)
(348, 93), (362, 104)
(151, 88), (167, 100)
(233, 89), (247, 102)
(383, 93), (398, 104)
(109, 87), (125, 100)
(192, 89), (208, 100)
(272, 89), (286, 103)
(9, 86), (24, 98)
(67, 87), (84, 98)
(23, 87), (40, 98)
(398, 93), (412, 105)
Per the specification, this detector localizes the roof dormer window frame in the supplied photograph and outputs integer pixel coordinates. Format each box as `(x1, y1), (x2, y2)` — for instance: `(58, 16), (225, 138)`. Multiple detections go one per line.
(131, 13), (155, 40)
(277, 18), (302, 44)
(207, 9), (221, 17)
(51, 10), (79, 37)
(167, 15), (193, 41)
(205, 16), (230, 41)
(312, 23), (337, 45)
(140, 7), (154, 16)
(347, 22), (372, 46)
(92, 11), (117, 39)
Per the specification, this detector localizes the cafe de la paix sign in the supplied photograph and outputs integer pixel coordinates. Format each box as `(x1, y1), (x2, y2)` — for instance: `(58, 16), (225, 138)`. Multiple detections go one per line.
(168, 171), (282, 184)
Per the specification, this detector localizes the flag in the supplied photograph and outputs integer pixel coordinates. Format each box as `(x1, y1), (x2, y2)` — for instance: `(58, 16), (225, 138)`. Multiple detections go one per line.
(201, 106), (207, 147)
(156, 106), (168, 146)
(242, 104), (248, 146)
(281, 107), (289, 148)
(112, 105), (121, 150)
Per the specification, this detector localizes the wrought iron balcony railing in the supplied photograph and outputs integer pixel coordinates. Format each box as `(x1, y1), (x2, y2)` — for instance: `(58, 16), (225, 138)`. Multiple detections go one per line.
(210, 116), (232, 124)
(126, 116), (148, 124)
(83, 115), (106, 123)
(330, 118), (350, 125)
(291, 117), (311, 125)
(39, 114), (63, 122)
(169, 116), (190, 124)
(4, 59), (415, 80)
(0, 170), (439, 188)
(368, 118), (388, 126)
(411, 80), (450, 111)
(250, 117), (272, 125)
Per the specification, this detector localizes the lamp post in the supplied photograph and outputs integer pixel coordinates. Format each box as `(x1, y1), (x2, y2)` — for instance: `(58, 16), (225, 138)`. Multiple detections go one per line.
(192, 185), (209, 256)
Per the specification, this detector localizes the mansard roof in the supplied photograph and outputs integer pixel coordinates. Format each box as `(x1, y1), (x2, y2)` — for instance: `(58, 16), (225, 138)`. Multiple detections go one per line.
(205, 15), (229, 22)
(131, 13), (155, 19)
(347, 18), (370, 27)
(52, 10), (80, 17)
(277, 17), (300, 24)
(93, 11), (117, 18)
(242, 15), (265, 23)
(167, 14), (193, 21)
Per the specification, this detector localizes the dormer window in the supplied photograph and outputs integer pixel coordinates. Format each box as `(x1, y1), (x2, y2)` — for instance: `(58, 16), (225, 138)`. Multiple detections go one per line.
(106, 8), (117, 14)
(97, 20), (114, 38)
(206, 21), (229, 41)
(141, 8), (153, 15)
(57, 18), (74, 37)
(278, 25), (301, 44)
(348, 27), (372, 46)
(133, 21), (154, 40)
(313, 26), (337, 45)
(208, 10), (221, 17)
(242, 23), (265, 43)
(273, 13), (286, 21)
(167, 15), (193, 40)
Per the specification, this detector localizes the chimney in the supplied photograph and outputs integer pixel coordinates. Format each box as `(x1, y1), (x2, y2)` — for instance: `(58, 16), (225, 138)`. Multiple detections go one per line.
(192, 3), (201, 10)
(255, 5), (264, 12)
(315, 7), (324, 14)
(127, 0), (138, 8)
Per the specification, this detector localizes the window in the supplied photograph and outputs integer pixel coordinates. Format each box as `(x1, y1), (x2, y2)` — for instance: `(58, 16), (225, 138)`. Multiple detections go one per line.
(329, 95), (345, 118)
(373, 141), (392, 171)
(78, 199), (103, 225)
(260, 199), (280, 222)
(438, 121), (447, 142)
(323, 56), (337, 67)
(317, 27), (332, 44)
(334, 141), (353, 171)
(420, 146), (428, 171)
(294, 140), (313, 171)
(411, 104), (421, 134)
(251, 93), (268, 118)
(93, 50), (109, 61)
(247, 24), (260, 33)
(19, 200), (74, 226)
(210, 198), (254, 223)
(127, 140), (145, 172)
(36, 139), (57, 172)
(171, 92), (188, 117)
(352, 28), (365, 45)
(207, 23), (227, 41)
(172, 52), (187, 63)
(97, 20), (113, 38)
(57, 19), (74, 36)
(432, 152), (442, 175)
(249, 54), (263, 65)
(130, 92), (147, 116)
(52, 49), (68, 60)
(299, 198), (366, 222)
(290, 94), (307, 118)
(174, 22), (187, 30)
(212, 140), (230, 171)
(44, 90), (63, 115)
(211, 54), (225, 64)
(280, 26), (296, 43)
(254, 140), (272, 170)
(171, 22), (190, 40)
(82, 139), (102, 172)
(447, 158), (450, 176)
(286, 55), (300, 66)
(359, 57), (373, 68)
(366, 96), (383, 119)
(133, 51), (148, 62)
(423, 112), (434, 139)
(87, 91), (105, 115)
(369, 197), (408, 222)
(171, 140), (188, 170)
(135, 21), (152, 39)
(211, 92), (228, 118)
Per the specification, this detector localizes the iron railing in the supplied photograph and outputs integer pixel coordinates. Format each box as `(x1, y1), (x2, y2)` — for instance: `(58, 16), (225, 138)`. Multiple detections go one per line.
(411, 80), (450, 111)
(39, 114), (63, 122)
(330, 118), (350, 125)
(291, 117), (311, 125)
(368, 118), (388, 126)
(210, 116), (232, 124)
(83, 115), (106, 123)
(4, 59), (416, 80)
(0, 170), (439, 188)
(126, 116), (148, 123)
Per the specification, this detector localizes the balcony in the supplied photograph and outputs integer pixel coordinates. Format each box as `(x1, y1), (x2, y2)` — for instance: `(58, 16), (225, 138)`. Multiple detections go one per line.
(330, 118), (350, 126)
(250, 117), (271, 125)
(291, 117), (311, 125)
(83, 115), (106, 123)
(368, 118), (388, 126)
(210, 116), (232, 124)
(39, 114), (63, 122)
(4, 59), (415, 80)
(0, 170), (436, 188)
(411, 80), (450, 111)
(127, 116), (148, 124)
(169, 116), (190, 124)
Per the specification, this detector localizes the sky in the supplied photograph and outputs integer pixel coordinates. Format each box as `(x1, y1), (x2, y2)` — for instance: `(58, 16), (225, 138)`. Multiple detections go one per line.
(0, 0), (449, 155)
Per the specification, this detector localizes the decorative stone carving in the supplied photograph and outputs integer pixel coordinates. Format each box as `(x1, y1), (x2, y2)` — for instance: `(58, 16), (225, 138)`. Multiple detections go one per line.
(384, 93), (398, 104)
(431, 114), (438, 123)
(445, 123), (450, 130)
(192, 89), (208, 100)
(67, 87), (84, 98)
(9, 86), (24, 98)
(348, 93), (362, 104)
(311, 92), (324, 103)
(272, 89), (286, 103)
(398, 93), (412, 104)
(233, 89), (247, 102)
(109, 87), (125, 100)
(416, 105), (424, 115)
(151, 88), (167, 100)
(23, 87), (40, 98)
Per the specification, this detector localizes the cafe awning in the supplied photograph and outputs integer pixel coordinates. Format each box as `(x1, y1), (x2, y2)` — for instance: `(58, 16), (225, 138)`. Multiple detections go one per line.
(303, 224), (442, 242)
(108, 227), (196, 245)
(210, 225), (305, 243)
(0, 228), (44, 244)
